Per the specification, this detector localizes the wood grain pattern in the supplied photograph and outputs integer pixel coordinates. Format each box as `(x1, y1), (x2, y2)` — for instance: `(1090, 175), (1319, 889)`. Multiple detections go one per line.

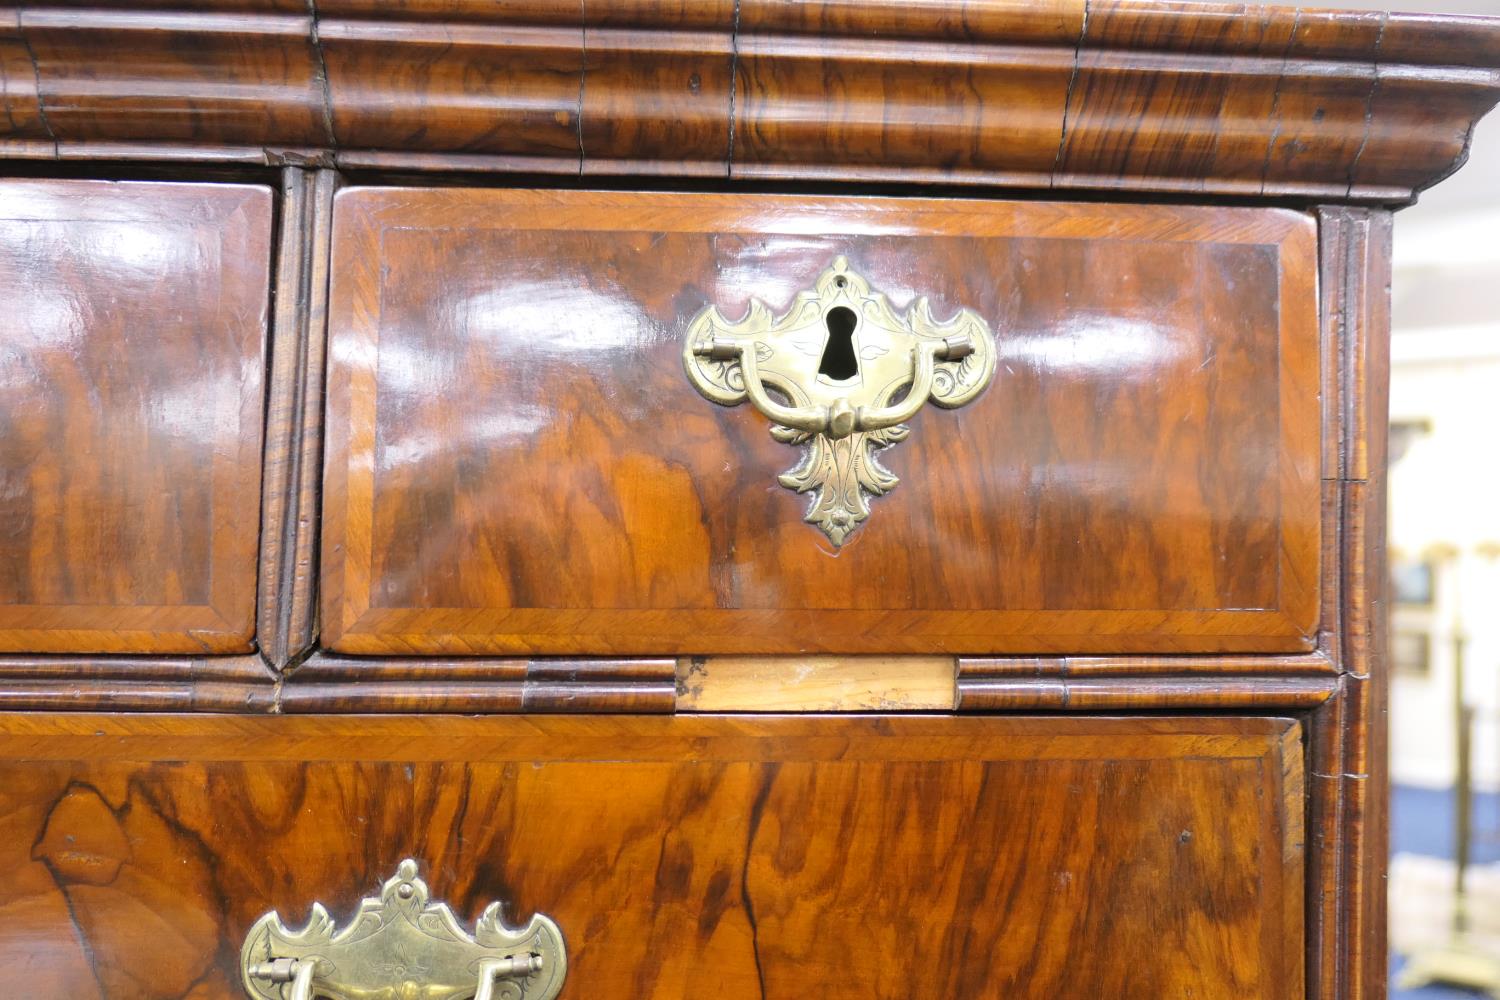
(957, 673), (1338, 711)
(960, 652), (1339, 677)
(0, 2), (1495, 202)
(322, 188), (1321, 656)
(0, 655), (273, 711)
(956, 654), (1339, 711)
(257, 167), (337, 670)
(280, 655), (678, 713)
(0, 180), (272, 654)
(19, 5), (328, 159)
(0, 712), (1305, 999)
(318, 8), (580, 168)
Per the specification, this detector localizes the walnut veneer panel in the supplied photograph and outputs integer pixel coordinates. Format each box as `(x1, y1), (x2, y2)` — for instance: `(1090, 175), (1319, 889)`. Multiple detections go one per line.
(0, 713), (1303, 999)
(0, 180), (272, 653)
(323, 189), (1320, 656)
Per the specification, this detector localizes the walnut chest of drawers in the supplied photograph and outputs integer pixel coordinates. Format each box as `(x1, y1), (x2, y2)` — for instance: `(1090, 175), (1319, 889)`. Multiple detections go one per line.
(1, 2), (1497, 997)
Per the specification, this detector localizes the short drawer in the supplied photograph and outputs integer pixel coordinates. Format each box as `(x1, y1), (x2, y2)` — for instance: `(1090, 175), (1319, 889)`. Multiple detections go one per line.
(0, 180), (272, 654)
(322, 189), (1320, 656)
(0, 713), (1304, 998)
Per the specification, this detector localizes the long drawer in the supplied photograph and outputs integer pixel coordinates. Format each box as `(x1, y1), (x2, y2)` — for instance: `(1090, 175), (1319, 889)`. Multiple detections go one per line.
(322, 189), (1321, 657)
(0, 713), (1303, 998)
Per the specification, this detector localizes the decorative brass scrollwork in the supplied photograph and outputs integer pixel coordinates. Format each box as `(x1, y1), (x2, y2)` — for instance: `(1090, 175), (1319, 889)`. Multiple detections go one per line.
(239, 859), (566, 1000)
(683, 257), (996, 545)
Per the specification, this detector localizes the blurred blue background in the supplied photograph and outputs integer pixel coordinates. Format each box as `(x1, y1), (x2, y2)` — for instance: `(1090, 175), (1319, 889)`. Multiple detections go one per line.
(1392, 786), (1500, 999)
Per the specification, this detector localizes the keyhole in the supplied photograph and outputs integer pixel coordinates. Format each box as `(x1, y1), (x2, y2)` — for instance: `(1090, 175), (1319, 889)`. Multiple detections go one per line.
(818, 306), (859, 381)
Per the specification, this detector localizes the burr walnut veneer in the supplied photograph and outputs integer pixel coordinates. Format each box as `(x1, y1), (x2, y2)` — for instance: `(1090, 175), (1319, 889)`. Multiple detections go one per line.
(0, 1), (1497, 998)
(0, 714), (1305, 999)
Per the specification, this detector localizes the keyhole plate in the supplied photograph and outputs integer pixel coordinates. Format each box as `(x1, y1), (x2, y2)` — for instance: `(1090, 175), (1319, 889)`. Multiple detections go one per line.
(682, 256), (997, 545)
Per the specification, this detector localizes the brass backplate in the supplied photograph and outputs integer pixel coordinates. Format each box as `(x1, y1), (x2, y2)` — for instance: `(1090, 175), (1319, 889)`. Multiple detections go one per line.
(683, 256), (996, 545)
(239, 859), (566, 1000)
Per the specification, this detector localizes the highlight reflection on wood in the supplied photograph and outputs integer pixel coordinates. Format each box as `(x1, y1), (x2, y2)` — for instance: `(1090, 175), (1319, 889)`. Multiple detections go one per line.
(323, 189), (1320, 656)
(0, 180), (272, 654)
(0, 712), (1304, 999)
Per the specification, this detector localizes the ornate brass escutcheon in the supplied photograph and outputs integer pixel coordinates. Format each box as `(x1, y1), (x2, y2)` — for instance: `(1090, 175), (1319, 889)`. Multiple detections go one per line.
(239, 859), (566, 1000)
(683, 257), (997, 545)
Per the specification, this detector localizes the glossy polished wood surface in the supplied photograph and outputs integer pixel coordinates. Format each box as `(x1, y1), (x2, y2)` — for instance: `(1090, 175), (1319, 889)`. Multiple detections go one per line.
(0, 712), (1304, 999)
(0, 180), (272, 654)
(1, 2), (1497, 203)
(323, 188), (1320, 656)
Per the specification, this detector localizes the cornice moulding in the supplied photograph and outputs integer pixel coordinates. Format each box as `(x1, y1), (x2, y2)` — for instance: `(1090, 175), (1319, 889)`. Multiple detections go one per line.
(1, 1), (1497, 202)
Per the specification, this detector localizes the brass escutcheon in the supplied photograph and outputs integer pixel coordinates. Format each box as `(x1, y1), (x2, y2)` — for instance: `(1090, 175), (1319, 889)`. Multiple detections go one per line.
(683, 257), (997, 545)
(239, 859), (566, 1000)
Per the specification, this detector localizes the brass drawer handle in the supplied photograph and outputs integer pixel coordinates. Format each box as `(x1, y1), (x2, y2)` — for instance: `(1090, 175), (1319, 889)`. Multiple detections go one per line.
(240, 859), (566, 1000)
(683, 256), (996, 545)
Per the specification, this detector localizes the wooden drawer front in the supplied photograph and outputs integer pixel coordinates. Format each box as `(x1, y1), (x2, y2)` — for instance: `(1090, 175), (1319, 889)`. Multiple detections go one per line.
(323, 189), (1320, 656)
(0, 714), (1303, 999)
(0, 181), (272, 654)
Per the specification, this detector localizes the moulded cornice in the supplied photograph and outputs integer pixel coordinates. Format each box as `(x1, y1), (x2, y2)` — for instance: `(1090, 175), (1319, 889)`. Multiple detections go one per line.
(1, 0), (1497, 202)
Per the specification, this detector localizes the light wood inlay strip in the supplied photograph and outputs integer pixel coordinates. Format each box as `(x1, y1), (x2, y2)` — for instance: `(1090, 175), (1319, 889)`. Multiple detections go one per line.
(676, 656), (956, 712)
